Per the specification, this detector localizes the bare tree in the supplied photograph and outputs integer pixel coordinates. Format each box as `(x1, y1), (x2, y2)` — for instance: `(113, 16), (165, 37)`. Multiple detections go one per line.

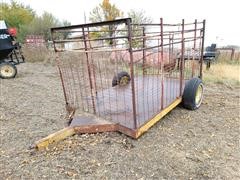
(128, 10), (153, 48)
(89, 0), (123, 45)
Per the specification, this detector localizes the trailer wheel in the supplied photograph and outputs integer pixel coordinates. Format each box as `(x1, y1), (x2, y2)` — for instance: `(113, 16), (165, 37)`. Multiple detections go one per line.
(0, 62), (17, 79)
(182, 77), (203, 110)
(112, 71), (131, 87)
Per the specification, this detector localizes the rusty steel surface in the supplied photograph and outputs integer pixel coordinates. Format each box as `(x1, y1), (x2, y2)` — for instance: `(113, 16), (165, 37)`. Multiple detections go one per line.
(51, 18), (205, 136)
(92, 76), (183, 129)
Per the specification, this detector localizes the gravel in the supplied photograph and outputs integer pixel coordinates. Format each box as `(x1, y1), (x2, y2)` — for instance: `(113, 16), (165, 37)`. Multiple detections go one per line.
(0, 62), (239, 179)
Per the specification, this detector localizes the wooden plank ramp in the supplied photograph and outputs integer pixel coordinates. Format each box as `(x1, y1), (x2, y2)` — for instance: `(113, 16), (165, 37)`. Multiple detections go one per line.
(34, 127), (75, 150)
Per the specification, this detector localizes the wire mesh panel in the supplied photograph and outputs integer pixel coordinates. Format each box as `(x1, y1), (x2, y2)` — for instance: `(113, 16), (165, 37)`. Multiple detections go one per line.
(51, 18), (205, 130)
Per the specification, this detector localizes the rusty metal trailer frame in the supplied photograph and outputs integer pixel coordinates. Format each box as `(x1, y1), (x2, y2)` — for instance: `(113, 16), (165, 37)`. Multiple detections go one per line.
(34, 18), (205, 150)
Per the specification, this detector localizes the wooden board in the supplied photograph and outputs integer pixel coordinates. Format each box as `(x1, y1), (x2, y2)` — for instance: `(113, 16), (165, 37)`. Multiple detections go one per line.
(34, 127), (75, 150)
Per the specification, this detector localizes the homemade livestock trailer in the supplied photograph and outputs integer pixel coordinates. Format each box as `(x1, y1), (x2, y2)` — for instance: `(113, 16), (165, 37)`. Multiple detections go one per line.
(35, 18), (205, 149)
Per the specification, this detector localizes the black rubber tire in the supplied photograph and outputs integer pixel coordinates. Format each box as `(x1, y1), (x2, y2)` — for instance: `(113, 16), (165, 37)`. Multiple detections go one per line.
(112, 71), (131, 87)
(0, 62), (17, 79)
(182, 77), (204, 110)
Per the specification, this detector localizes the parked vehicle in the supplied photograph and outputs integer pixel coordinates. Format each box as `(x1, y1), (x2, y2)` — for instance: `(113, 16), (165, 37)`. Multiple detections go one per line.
(0, 20), (25, 79)
(204, 43), (219, 69)
(176, 43), (218, 69)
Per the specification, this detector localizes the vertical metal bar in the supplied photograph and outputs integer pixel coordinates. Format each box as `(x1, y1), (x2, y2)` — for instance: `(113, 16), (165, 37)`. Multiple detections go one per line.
(142, 27), (146, 75)
(160, 18), (164, 109)
(192, 19), (197, 77)
(198, 30), (202, 76)
(142, 26), (146, 122)
(169, 35), (171, 65)
(157, 30), (160, 110)
(171, 34), (174, 103)
(56, 55), (68, 106)
(171, 34), (174, 65)
(82, 27), (96, 114)
(126, 19), (137, 129)
(199, 20), (206, 79)
(179, 19), (185, 96)
(87, 27), (98, 96)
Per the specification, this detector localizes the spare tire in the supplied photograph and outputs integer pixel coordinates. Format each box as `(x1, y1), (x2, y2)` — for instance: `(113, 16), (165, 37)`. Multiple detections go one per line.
(0, 62), (17, 79)
(182, 77), (204, 110)
(112, 71), (131, 87)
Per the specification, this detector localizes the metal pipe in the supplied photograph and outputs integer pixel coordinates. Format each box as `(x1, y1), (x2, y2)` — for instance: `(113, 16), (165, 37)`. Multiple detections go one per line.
(82, 27), (96, 114)
(126, 18), (137, 129)
(160, 18), (164, 109)
(51, 18), (132, 31)
(169, 35), (171, 65)
(199, 20), (206, 79)
(87, 28), (98, 96)
(179, 19), (185, 96)
(192, 19), (197, 77)
(142, 27), (146, 75)
(132, 37), (202, 53)
(56, 55), (68, 105)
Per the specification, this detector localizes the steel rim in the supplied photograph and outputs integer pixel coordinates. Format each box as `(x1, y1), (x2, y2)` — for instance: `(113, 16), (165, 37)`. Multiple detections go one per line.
(119, 76), (129, 86)
(0, 65), (14, 78)
(195, 84), (203, 107)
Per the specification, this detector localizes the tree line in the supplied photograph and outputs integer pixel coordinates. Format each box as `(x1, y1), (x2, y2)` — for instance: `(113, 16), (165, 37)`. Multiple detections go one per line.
(0, 0), (152, 44)
(0, 1), (70, 42)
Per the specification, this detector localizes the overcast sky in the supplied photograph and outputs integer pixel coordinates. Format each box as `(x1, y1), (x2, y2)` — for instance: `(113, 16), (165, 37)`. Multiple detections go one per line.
(2, 0), (240, 46)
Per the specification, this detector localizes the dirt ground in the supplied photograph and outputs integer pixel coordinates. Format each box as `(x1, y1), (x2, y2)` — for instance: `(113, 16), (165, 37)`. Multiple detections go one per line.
(0, 62), (239, 179)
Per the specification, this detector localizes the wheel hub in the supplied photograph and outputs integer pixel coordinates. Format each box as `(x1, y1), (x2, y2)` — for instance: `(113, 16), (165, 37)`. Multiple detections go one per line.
(195, 84), (203, 106)
(1, 65), (14, 78)
(119, 76), (129, 86)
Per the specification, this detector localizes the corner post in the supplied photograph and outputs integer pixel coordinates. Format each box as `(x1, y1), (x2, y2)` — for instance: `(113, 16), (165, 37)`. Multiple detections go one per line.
(126, 19), (137, 129)
(199, 20), (206, 79)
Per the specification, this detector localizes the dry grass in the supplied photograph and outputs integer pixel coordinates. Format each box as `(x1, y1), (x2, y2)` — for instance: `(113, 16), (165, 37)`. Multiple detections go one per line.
(203, 62), (240, 86)
(22, 45), (55, 65)
(217, 51), (240, 62)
